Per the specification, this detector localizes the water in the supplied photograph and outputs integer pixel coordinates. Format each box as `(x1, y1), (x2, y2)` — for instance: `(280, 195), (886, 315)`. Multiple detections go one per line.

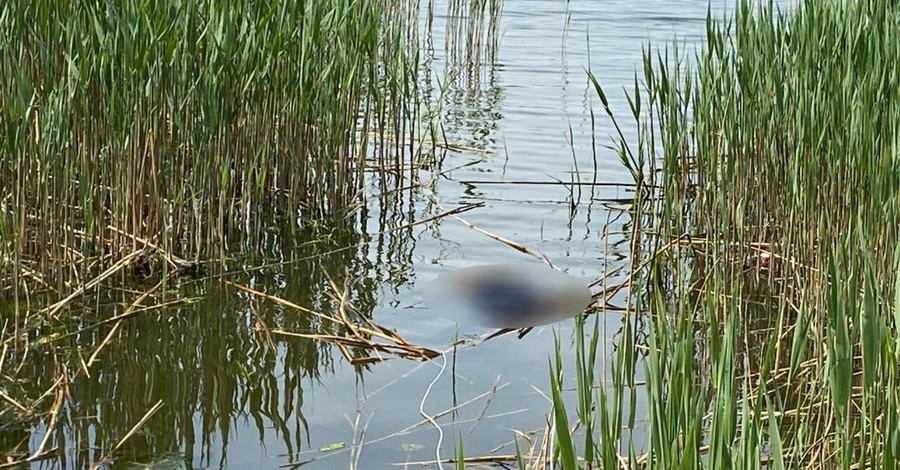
(4, 1), (775, 468)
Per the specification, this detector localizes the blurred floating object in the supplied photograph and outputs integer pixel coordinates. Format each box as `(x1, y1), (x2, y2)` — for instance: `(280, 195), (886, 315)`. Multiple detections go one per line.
(422, 264), (593, 328)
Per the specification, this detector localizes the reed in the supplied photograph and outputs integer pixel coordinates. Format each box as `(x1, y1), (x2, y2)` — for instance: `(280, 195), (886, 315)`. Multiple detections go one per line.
(0, 0), (422, 298)
(549, 0), (900, 467)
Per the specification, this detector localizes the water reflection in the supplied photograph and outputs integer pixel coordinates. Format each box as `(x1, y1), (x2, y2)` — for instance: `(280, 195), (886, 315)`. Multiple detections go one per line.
(2, 209), (419, 467)
(421, 0), (505, 153)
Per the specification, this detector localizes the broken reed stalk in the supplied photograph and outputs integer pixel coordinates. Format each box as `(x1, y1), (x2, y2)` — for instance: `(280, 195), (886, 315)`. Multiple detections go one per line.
(224, 280), (439, 364)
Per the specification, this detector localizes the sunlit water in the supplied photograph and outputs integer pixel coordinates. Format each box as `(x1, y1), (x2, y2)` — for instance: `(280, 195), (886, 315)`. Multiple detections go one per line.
(7, 1), (789, 468)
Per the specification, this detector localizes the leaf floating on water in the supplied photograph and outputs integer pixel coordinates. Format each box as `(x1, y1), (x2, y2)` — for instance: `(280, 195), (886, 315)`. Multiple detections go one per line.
(319, 442), (346, 452)
(401, 443), (424, 452)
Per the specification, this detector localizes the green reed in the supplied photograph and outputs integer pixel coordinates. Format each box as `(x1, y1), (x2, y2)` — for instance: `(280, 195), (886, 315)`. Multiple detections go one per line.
(0, 0), (421, 297)
(549, 0), (900, 468)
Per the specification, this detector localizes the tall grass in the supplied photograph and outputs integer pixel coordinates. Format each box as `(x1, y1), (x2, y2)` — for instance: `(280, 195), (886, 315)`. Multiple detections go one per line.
(0, 0), (422, 298)
(549, 0), (900, 468)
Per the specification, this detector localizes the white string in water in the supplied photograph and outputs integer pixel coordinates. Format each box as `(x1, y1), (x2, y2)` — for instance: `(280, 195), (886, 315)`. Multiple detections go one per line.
(419, 349), (448, 470)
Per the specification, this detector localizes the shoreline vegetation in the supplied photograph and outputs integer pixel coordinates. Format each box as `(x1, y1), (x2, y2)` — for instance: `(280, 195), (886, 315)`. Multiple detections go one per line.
(0, 0), (510, 466)
(544, 0), (900, 468)
(0, 0), (428, 463)
(0, 0), (422, 300)
(3, 0), (899, 468)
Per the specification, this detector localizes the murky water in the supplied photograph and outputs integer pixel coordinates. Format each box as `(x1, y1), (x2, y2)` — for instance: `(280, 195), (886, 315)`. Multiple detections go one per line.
(5, 1), (777, 468)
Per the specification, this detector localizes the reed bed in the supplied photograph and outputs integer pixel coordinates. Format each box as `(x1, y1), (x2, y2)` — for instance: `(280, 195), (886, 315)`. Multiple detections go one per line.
(0, 0), (431, 462)
(0, 0), (422, 299)
(544, 0), (900, 468)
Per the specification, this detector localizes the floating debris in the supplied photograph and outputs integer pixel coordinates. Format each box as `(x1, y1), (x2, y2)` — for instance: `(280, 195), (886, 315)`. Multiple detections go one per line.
(422, 264), (593, 328)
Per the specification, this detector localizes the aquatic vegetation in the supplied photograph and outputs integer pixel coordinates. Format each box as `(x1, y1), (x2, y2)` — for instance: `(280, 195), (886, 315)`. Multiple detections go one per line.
(0, 220), (420, 466)
(0, 0), (422, 298)
(0, 0), (433, 463)
(545, 0), (900, 468)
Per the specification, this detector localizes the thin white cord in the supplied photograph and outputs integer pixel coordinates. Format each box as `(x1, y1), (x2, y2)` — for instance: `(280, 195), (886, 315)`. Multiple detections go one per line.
(419, 349), (448, 470)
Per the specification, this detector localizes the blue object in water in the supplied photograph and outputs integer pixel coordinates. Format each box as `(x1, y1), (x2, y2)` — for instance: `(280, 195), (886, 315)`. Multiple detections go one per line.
(422, 264), (592, 328)
(468, 276), (544, 318)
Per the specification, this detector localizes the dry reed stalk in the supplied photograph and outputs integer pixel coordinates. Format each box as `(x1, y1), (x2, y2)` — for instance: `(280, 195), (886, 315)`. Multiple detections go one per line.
(106, 225), (197, 271)
(466, 375), (501, 435)
(42, 248), (148, 317)
(24, 368), (64, 466)
(85, 279), (164, 370)
(273, 331), (438, 364)
(391, 454), (527, 466)
(46, 296), (200, 345)
(0, 391), (27, 413)
(225, 279), (439, 363)
(347, 408), (373, 470)
(385, 202), (485, 234)
(448, 213), (555, 267)
(89, 399), (165, 470)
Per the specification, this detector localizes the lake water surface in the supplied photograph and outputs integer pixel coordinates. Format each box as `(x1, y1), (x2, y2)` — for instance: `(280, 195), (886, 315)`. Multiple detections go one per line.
(15, 1), (776, 468)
